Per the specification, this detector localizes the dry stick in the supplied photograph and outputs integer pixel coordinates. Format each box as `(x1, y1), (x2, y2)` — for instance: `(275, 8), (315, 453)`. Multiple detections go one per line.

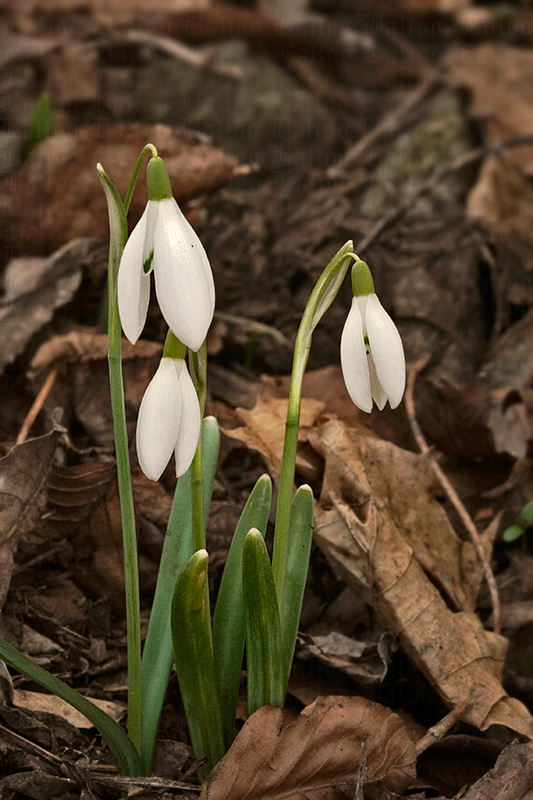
(354, 738), (368, 800)
(328, 70), (439, 178)
(15, 368), (57, 445)
(415, 699), (473, 756)
(405, 356), (501, 635)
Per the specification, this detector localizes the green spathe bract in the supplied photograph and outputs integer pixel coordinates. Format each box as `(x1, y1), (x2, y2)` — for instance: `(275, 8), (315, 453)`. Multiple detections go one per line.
(146, 156), (173, 201)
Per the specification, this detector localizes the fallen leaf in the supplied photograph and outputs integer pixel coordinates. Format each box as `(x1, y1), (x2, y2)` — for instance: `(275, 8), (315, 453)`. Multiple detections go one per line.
(0, 426), (63, 612)
(0, 238), (93, 373)
(446, 44), (533, 174)
(200, 696), (417, 800)
(29, 330), (162, 449)
(438, 739), (533, 800)
(227, 389), (324, 476)
(479, 308), (533, 459)
(12, 689), (124, 729)
(297, 630), (395, 684)
(310, 418), (533, 738)
(0, 123), (237, 253)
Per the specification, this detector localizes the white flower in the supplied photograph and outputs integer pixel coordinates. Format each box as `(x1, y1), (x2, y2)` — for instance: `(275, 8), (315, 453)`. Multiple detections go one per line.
(340, 294), (405, 413)
(118, 198), (215, 352)
(136, 357), (201, 481)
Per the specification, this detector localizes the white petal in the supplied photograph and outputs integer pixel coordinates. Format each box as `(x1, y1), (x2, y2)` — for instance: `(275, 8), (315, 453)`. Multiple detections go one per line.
(367, 351), (388, 410)
(117, 204), (151, 344)
(340, 297), (373, 413)
(152, 198), (215, 352)
(136, 358), (181, 481)
(173, 360), (202, 478)
(142, 201), (159, 273)
(364, 294), (405, 409)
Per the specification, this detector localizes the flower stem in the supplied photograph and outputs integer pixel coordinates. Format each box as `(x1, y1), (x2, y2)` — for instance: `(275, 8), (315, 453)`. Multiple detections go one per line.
(271, 241), (354, 611)
(98, 165), (142, 757)
(124, 143), (158, 214)
(189, 344), (208, 553)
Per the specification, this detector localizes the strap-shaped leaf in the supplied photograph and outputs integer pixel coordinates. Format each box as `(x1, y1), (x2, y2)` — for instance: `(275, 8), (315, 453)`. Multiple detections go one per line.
(242, 530), (283, 715)
(171, 549), (225, 776)
(212, 474), (272, 748)
(0, 637), (140, 775)
(279, 485), (314, 690)
(140, 416), (219, 774)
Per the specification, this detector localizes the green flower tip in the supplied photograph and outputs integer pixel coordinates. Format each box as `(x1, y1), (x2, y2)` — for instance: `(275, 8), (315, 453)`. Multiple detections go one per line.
(163, 329), (187, 360)
(351, 260), (375, 297)
(146, 156), (173, 202)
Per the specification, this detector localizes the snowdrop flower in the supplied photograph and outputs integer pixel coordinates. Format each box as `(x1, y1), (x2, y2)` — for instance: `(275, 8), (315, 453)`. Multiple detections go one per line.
(136, 356), (201, 481)
(340, 260), (405, 413)
(118, 156), (215, 352)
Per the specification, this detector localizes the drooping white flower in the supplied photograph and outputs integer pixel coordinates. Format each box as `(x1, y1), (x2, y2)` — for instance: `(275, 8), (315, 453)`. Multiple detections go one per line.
(340, 261), (405, 413)
(136, 357), (201, 481)
(118, 156), (215, 352)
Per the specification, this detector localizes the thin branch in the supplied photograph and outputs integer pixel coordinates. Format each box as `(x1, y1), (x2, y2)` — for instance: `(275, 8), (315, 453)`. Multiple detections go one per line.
(405, 356), (501, 634)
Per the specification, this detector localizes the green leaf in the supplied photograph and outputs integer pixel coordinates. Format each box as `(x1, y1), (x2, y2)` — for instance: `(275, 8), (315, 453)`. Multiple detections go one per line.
(518, 500), (533, 529)
(243, 530), (284, 715)
(279, 485), (313, 691)
(22, 92), (54, 159)
(0, 637), (140, 775)
(140, 416), (219, 775)
(503, 523), (525, 543)
(212, 474), (272, 748)
(171, 550), (226, 777)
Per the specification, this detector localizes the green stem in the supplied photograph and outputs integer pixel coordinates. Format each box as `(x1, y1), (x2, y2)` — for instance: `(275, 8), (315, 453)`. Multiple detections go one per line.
(271, 241), (354, 610)
(99, 165), (142, 756)
(123, 143), (158, 214)
(191, 438), (205, 552)
(189, 344), (207, 553)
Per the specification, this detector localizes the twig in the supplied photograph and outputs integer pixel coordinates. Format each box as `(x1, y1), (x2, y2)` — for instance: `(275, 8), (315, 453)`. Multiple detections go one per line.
(15, 368), (57, 445)
(415, 699), (473, 756)
(89, 772), (201, 793)
(405, 356), (501, 634)
(354, 738), (368, 800)
(0, 720), (64, 766)
(122, 30), (243, 81)
(328, 70), (439, 178)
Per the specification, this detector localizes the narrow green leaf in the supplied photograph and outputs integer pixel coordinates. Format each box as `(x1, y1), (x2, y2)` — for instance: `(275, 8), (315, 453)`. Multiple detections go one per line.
(22, 92), (54, 159)
(171, 550), (226, 777)
(140, 416), (219, 775)
(279, 485), (313, 691)
(212, 474), (272, 748)
(0, 637), (140, 775)
(243, 530), (283, 715)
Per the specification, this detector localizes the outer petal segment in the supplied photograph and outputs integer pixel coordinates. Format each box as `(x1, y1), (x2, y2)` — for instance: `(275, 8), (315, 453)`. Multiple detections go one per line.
(136, 358), (181, 481)
(152, 199), (215, 352)
(364, 293), (405, 409)
(117, 204), (151, 344)
(340, 297), (372, 413)
(173, 360), (202, 478)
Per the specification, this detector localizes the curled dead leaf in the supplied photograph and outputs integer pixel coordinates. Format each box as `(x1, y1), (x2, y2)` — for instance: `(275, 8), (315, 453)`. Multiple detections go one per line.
(310, 418), (533, 739)
(200, 696), (416, 800)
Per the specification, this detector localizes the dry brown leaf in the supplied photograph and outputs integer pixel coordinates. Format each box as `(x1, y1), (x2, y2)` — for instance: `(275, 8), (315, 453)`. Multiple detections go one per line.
(227, 389), (324, 476)
(0, 123), (237, 252)
(0, 238), (94, 374)
(297, 630), (394, 684)
(440, 739), (533, 800)
(12, 689), (124, 729)
(29, 330), (162, 449)
(310, 418), (533, 738)
(446, 44), (533, 174)
(200, 696), (416, 800)
(478, 308), (533, 460)
(0, 426), (63, 612)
